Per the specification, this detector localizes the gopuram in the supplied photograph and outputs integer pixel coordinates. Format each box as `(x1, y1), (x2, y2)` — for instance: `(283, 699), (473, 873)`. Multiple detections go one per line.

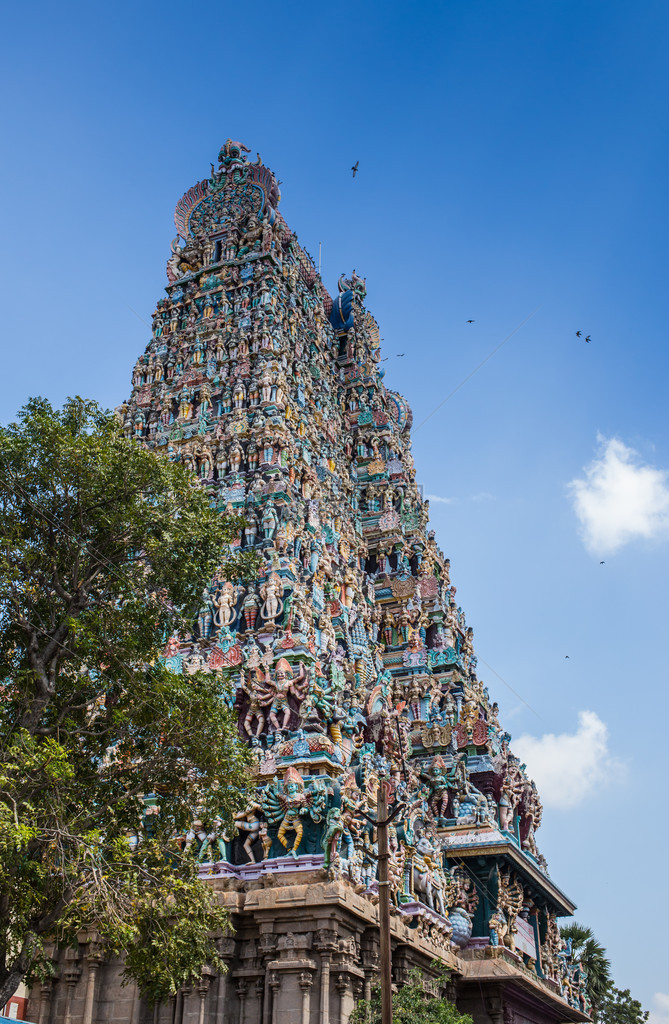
(30, 142), (591, 1024)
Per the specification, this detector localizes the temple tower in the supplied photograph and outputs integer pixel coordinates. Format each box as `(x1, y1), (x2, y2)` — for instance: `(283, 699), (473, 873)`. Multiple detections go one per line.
(29, 142), (590, 1024)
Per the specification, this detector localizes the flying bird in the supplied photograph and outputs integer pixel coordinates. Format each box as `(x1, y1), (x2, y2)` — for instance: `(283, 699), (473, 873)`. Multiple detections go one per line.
(600, 560), (605, 564)
(585, 335), (591, 343)
(352, 161), (359, 177)
(396, 353), (405, 357)
(466, 319), (475, 324)
(565, 655), (570, 659)
(576, 331), (582, 338)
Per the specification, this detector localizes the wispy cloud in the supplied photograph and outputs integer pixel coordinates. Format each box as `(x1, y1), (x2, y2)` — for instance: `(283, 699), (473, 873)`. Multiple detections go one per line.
(649, 993), (669, 1024)
(513, 710), (624, 810)
(425, 493), (453, 505)
(569, 435), (669, 555)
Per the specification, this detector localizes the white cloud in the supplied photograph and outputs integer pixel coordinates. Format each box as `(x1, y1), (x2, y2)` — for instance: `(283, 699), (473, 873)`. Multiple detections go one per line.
(569, 435), (669, 555)
(513, 711), (624, 810)
(643, 995), (667, 1019)
(649, 994), (669, 1024)
(425, 493), (452, 504)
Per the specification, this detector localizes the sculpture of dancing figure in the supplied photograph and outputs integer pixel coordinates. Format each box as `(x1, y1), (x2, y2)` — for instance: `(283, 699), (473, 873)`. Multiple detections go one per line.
(267, 657), (308, 732)
(240, 668), (275, 738)
(261, 768), (328, 858)
(233, 799), (264, 863)
(259, 573), (284, 625)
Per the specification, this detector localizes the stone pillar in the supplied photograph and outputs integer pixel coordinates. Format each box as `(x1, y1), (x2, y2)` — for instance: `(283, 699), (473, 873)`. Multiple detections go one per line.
(299, 972), (313, 1024)
(197, 977), (210, 1024)
(264, 955), (316, 1024)
(236, 978), (249, 1024)
(173, 988), (184, 1024)
(484, 992), (504, 1024)
(320, 952), (330, 1024)
(360, 938), (379, 1007)
(333, 970), (363, 1024)
(218, 966), (230, 1015)
(335, 973), (349, 1024)
(268, 972), (282, 1024)
(63, 961), (81, 1024)
(315, 930), (337, 1024)
(213, 937), (235, 1020)
(82, 945), (102, 1024)
(255, 977), (266, 1024)
(259, 933), (277, 1024)
(180, 985), (193, 1024)
(129, 985), (141, 1024)
(37, 977), (56, 1024)
(351, 980), (364, 1024)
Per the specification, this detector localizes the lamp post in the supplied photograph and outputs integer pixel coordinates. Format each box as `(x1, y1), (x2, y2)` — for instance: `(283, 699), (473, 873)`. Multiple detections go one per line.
(361, 717), (408, 1024)
(376, 780), (393, 1024)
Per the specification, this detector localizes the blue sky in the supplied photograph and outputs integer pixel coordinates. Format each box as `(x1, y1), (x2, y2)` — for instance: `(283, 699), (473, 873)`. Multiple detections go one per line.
(2, 0), (668, 1011)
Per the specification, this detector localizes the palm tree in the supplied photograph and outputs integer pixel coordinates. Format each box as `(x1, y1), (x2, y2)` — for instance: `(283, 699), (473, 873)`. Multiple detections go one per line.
(560, 923), (612, 1015)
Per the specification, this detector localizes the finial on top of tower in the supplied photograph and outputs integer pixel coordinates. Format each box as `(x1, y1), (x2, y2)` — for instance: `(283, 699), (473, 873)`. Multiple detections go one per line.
(174, 141), (281, 242)
(338, 270), (367, 300)
(218, 139), (251, 166)
(207, 140), (253, 186)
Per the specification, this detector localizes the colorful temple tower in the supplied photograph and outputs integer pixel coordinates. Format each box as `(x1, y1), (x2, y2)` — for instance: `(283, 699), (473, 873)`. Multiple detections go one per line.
(30, 142), (591, 1024)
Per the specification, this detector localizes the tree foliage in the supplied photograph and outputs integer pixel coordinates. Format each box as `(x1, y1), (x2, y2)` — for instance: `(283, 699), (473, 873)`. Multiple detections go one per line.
(349, 968), (472, 1024)
(597, 988), (649, 1024)
(560, 922), (612, 1012)
(0, 397), (260, 1006)
(560, 923), (648, 1023)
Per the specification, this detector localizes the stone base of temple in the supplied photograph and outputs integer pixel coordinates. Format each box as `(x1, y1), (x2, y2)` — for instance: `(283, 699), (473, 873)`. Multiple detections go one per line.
(27, 872), (589, 1024)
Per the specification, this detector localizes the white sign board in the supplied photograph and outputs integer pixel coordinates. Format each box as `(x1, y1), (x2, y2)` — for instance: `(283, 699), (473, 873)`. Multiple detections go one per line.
(514, 916), (537, 959)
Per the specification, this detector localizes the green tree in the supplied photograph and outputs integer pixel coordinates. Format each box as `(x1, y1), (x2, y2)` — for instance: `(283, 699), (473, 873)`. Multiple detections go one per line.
(349, 968), (472, 1024)
(0, 397), (261, 1007)
(597, 987), (649, 1024)
(560, 922), (612, 1013)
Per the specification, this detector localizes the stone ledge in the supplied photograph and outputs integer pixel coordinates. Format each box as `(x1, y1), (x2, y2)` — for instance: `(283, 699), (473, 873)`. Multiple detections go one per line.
(459, 957), (590, 1023)
(266, 959), (317, 971)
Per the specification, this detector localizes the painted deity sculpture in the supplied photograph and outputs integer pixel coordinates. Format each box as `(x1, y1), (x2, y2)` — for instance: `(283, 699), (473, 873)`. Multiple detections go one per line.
(261, 766), (328, 857)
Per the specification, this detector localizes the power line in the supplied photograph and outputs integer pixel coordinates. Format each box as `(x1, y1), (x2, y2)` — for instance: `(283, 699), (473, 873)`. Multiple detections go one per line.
(413, 307), (541, 433)
(477, 656), (542, 722)
(127, 304), (152, 329)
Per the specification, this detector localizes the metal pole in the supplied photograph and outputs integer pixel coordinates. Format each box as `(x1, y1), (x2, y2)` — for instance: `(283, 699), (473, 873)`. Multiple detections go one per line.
(377, 781), (392, 1024)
